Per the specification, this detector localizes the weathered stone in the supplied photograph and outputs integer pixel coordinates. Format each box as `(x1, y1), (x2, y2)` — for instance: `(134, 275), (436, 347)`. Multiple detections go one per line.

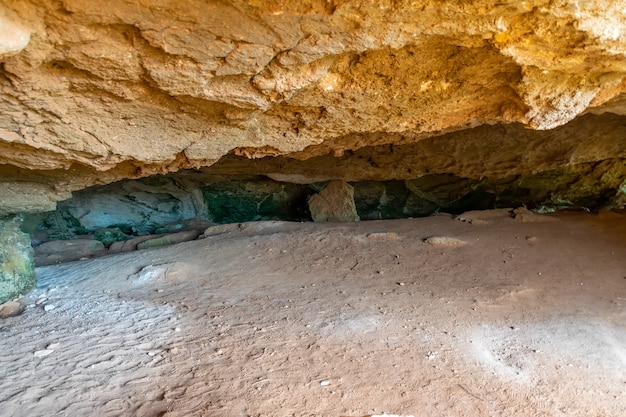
(108, 235), (162, 254)
(0, 1), (626, 215)
(456, 209), (514, 225)
(153, 218), (214, 234)
(23, 158), (626, 243)
(424, 236), (468, 247)
(512, 207), (555, 223)
(203, 220), (298, 238)
(34, 239), (106, 266)
(308, 181), (360, 222)
(0, 217), (36, 304)
(0, 300), (26, 318)
(56, 178), (198, 234)
(136, 230), (202, 250)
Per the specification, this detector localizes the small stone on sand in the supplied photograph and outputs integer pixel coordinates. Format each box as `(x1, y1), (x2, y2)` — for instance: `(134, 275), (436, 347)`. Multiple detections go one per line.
(34, 350), (54, 357)
(0, 300), (26, 318)
(424, 236), (467, 247)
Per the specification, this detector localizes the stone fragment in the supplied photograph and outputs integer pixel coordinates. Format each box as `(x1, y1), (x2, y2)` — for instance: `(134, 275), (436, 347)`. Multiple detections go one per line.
(456, 209), (514, 225)
(136, 230), (202, 250)
(512, 207), (555, 223)
(43, 304), (56, 312)
(308, 181), (360, 222)
(108, 235), (163, 254)
(424, 236), (467, 247)
(154, 218), (214, 234)
(33, 350), (54, 358)
(202, 223), (242, 237)
(34, 239), (106, 266)
(0, 216), (36, 304)
(367, 232), (399, 241)
(0, 300), (26, 318)
(93, 228), (131, 246)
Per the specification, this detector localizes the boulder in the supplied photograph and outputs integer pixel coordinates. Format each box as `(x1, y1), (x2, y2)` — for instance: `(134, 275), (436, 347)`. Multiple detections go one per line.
(308, 181), (360, 222)
(34, 239), (106, 266)
(0, 300), (26, 318)
(0, 217), (36, 304)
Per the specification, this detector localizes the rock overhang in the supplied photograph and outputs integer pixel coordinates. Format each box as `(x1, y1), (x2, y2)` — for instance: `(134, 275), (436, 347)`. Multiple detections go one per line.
(0, 0), (625, 216)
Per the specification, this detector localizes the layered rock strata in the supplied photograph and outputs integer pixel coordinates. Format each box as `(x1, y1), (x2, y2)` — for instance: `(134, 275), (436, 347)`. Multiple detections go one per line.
(1, 0), (626, 215)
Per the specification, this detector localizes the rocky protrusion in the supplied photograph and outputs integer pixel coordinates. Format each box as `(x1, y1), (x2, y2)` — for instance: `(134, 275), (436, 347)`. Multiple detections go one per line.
(308, 181), (360, 222)
(136, 230), (202, 250)
(34, 239), (106, 266)
(0, 216), (36, 304)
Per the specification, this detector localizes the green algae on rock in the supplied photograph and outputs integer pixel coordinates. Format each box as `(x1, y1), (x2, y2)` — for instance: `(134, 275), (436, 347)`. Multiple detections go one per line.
(0, 216), (36, 304)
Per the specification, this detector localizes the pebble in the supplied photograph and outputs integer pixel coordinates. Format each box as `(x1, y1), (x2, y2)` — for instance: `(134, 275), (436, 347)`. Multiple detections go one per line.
(320, 380), (331, 386)
(46, 343), (60, 350)
(34, 350), (54, 357)
(424, 236), (467, 247)
(43, 304), (56, 312)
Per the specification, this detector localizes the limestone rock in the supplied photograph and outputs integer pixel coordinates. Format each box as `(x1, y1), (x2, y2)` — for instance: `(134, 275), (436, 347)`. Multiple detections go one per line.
(108, 235), (162, 254)
(34, 239), (106, 266)
(135, 230), (202, 250)
(308, 181), (360, 223)
(512, 207), (556, 223)
(1, 1), (626, 215)
(0, 217), (36, 304)
(456, 209), (515, 225)
(0, 300), (26, 318)
(424, 236), (468, 248)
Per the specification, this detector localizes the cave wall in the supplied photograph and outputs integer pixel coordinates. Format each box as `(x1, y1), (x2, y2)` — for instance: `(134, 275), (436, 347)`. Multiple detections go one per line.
(1, 0), (626, 216)
(23, 116), (625, 243)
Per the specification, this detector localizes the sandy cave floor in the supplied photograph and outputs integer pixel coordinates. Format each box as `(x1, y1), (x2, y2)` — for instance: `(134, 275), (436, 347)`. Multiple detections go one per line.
(1, 209), (625, 417)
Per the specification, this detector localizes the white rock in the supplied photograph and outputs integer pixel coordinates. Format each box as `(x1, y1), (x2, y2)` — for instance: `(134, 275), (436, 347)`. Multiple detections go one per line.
(43, 304), (56, 312)
(34, 349), (54, 357)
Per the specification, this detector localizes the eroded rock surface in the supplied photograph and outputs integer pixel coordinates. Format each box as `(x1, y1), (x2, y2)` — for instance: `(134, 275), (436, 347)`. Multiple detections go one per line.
(308, 180), (360, 222)
(0, 217), (36, 303)
(1, 0), (626, 214)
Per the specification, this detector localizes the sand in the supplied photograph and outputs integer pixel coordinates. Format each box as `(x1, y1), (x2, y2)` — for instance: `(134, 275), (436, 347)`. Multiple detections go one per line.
(1, 209), (625, 417)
